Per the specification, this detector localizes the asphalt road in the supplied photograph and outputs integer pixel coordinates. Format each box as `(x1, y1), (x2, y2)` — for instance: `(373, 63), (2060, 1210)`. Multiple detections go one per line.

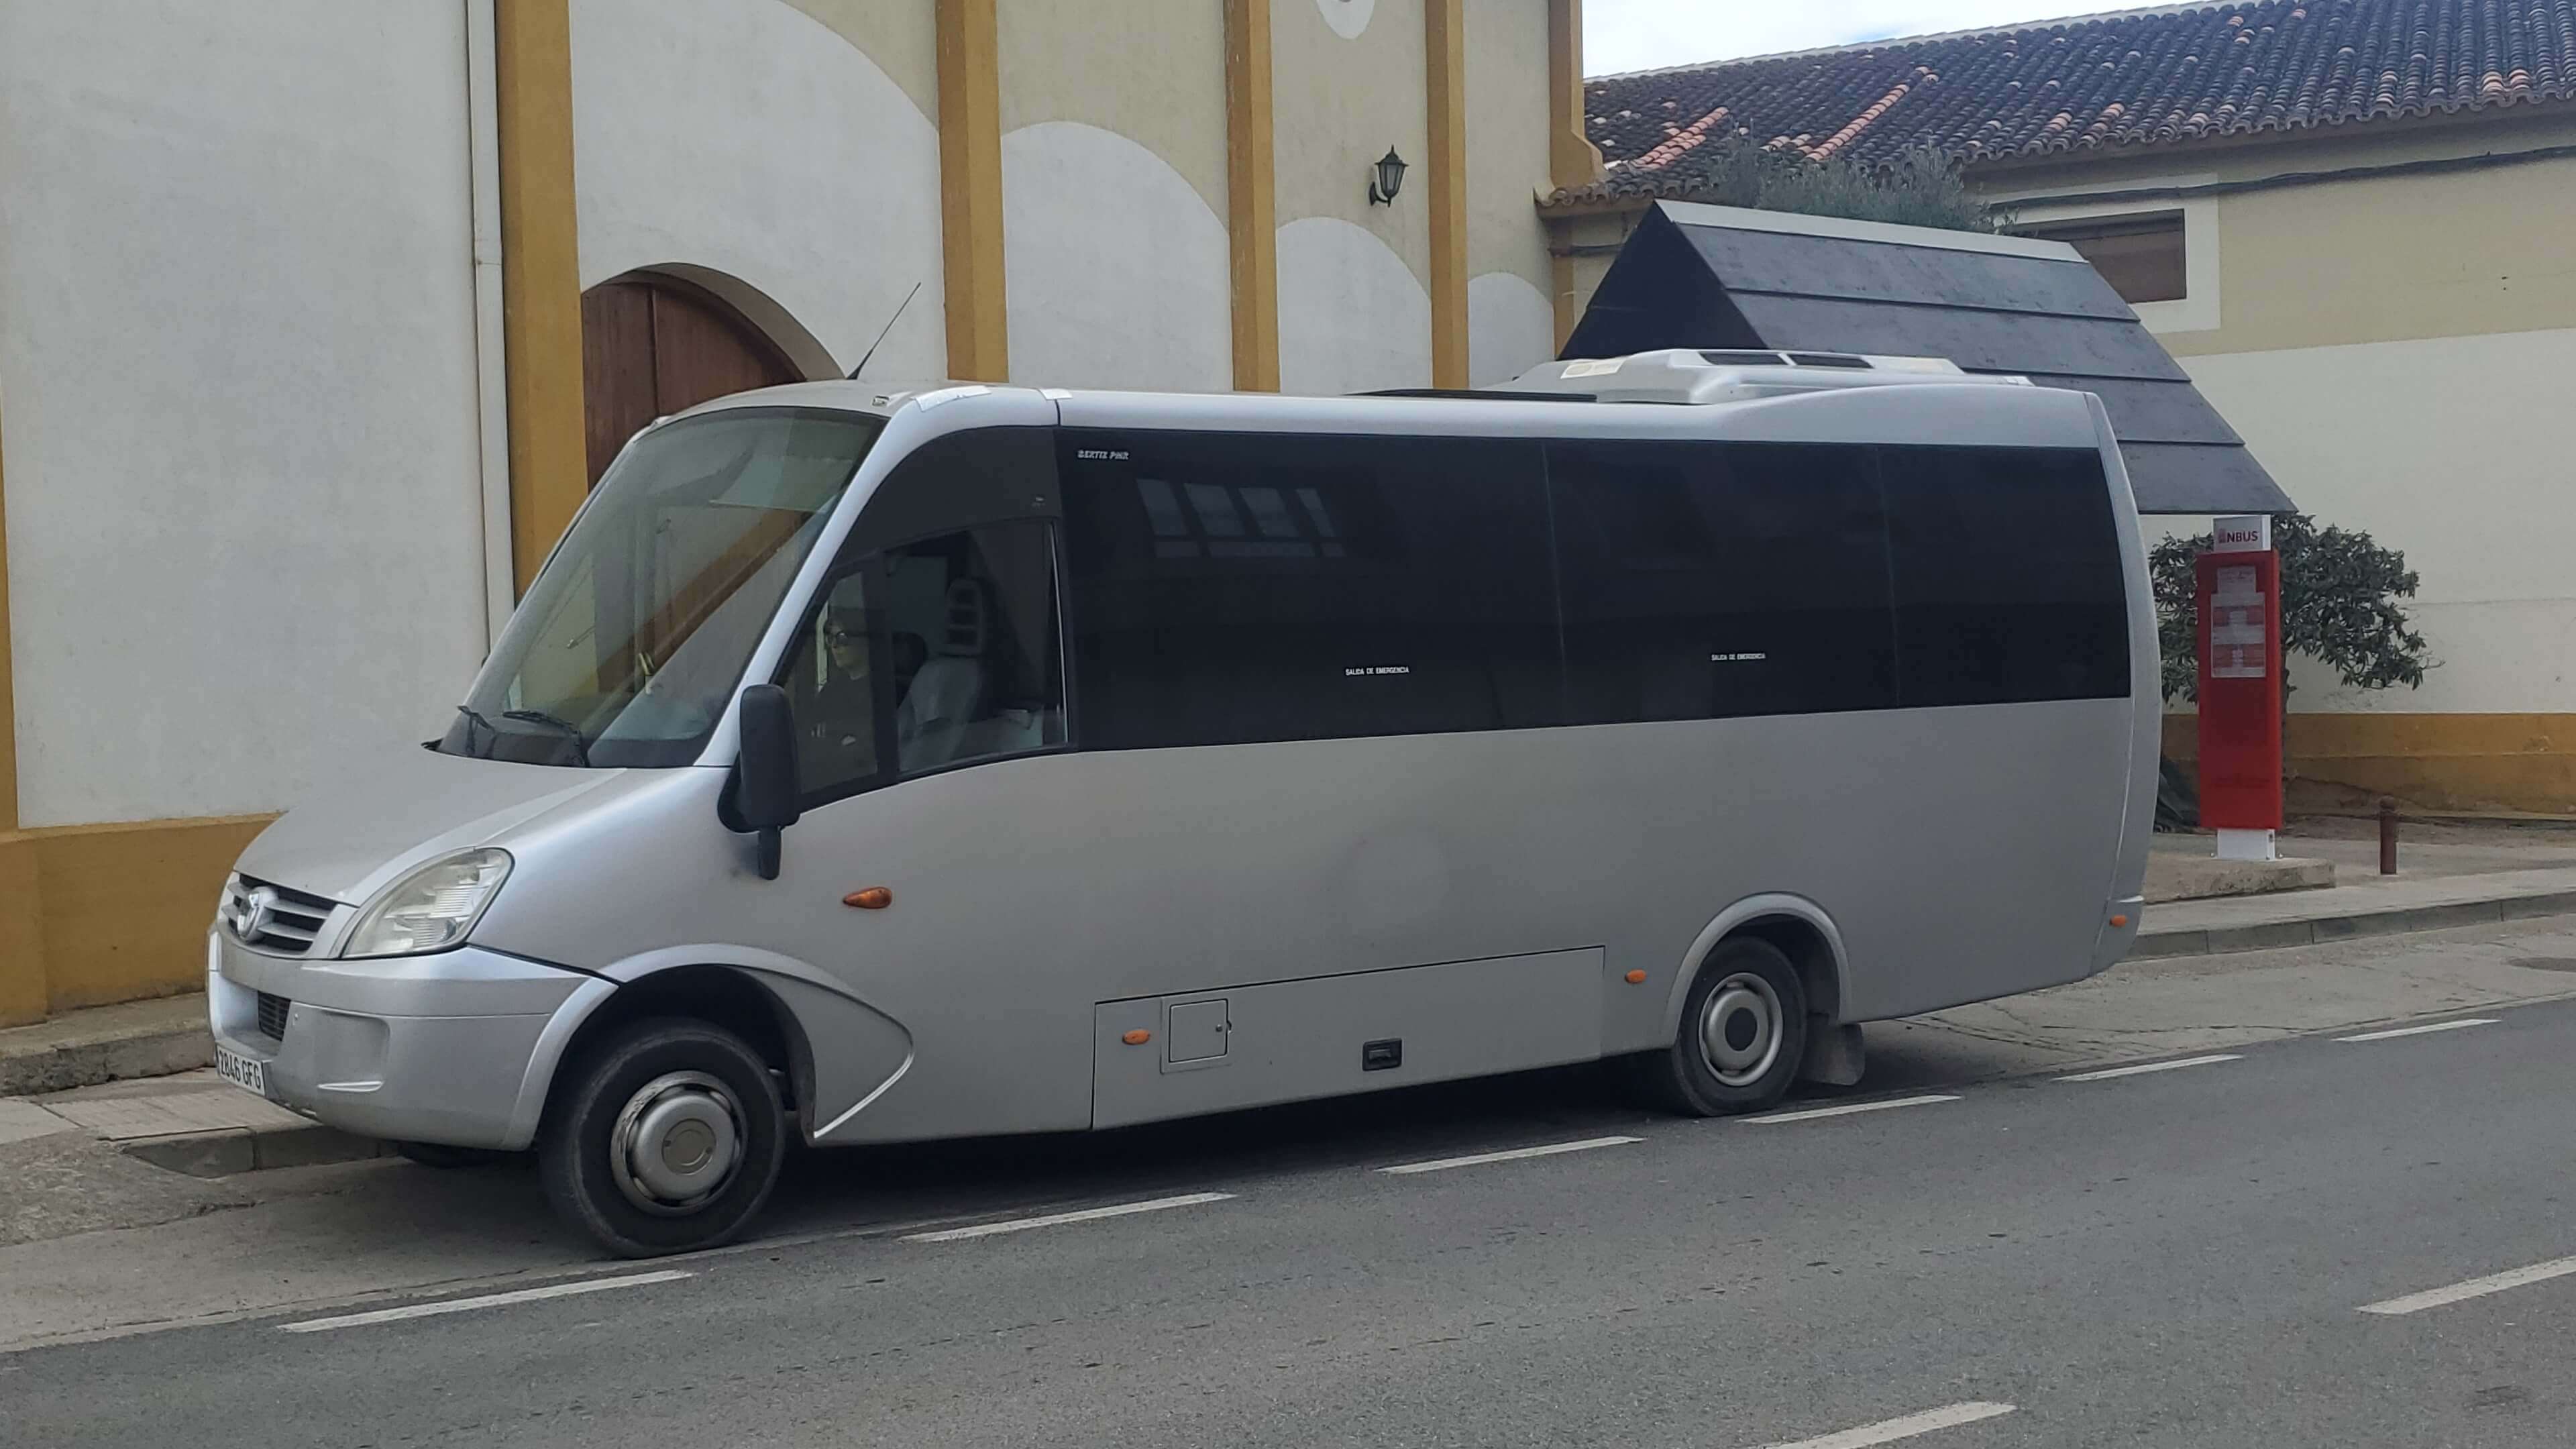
(7, 989), (2575, 1448)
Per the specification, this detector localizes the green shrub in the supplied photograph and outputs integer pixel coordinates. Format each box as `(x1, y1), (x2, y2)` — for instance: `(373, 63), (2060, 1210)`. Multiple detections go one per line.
(1670, 137), (1998, 233)
(2147, 513), (2432, 705)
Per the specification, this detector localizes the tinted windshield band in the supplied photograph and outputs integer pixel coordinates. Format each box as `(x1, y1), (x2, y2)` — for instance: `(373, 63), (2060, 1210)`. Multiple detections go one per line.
(437, 409), (886, 768)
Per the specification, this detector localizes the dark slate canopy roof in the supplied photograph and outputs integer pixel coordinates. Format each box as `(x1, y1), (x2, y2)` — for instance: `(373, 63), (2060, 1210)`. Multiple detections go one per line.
(1564, 201), (2291, 514)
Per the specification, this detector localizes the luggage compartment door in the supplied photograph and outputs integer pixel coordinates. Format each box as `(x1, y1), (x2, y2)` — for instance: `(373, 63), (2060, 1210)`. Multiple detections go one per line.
(1091, 948), (1606, 1129)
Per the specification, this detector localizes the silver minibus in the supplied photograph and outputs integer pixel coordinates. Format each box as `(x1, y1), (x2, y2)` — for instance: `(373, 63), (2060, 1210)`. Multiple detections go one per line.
(207, 350), (2155, 1255)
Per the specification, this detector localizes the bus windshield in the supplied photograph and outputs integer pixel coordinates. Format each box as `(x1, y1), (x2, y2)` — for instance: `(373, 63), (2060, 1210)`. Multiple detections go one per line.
(437, 409), (885, 767)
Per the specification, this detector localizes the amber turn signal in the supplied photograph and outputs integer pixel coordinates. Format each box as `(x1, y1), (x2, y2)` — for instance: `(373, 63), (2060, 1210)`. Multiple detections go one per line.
(1623, 969), (1648, 984)
(844, 886), (894, 910)
(1121, 1029), (1152, 1046)
(2108, 913), (2129, 928)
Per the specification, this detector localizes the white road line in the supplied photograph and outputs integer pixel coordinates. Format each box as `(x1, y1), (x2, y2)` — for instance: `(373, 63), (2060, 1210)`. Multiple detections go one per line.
(1743, 1094), (1959, 1125)
(2358, 1254), (2576, 1316)
(2337, 1018), (2499, 1043)
(2057, 1053), (2243, 1082)
(1376, 1135), (1643, 1175)
(279, 1271), (692, 1334)
(902, 1191), (1234, 1242)
(1752, 1401), (2017, 1449)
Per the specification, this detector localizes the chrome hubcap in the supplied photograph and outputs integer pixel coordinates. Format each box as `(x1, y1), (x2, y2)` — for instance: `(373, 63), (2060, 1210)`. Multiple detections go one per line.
(609, 1071), (744, 1216)
(1698, 972), (1784, 1087)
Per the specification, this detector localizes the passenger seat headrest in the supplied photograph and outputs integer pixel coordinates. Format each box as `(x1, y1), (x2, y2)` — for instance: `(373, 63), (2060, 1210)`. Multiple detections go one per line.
(938, 578), (987, 657)
(892, 631), (929, 674)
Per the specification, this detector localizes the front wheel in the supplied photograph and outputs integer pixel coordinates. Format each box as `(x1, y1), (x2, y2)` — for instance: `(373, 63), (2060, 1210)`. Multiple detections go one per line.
(538, 1018), (787, 1258)
(1627, 936), (1809, 1116)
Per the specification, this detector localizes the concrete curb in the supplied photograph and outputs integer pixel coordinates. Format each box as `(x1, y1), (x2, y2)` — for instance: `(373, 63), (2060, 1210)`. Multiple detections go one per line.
(120, 1123), (388, 1178)
(2133, 888), (2576, 959)
(2145, 853), (2335, 905)
(0, 1021), (213, 1098)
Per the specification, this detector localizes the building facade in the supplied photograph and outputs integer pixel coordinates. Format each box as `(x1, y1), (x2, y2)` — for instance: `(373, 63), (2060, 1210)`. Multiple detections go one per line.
(0, 0), (1601, 1023)
(1548, 0), (2576, 818)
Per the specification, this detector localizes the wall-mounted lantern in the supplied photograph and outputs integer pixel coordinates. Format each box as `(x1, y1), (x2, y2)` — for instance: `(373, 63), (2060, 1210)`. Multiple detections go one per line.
(1366, 147), (1408, 207)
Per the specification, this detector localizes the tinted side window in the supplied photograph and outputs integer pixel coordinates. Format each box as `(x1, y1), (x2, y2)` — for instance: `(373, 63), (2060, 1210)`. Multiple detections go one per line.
(1061, 431), (1560, 747)
(1880, 446), (2129, 708)
(1550, 441), (1895, 722)
(782, 559), (888, 800)
(780, 521), (1065, 804)
(844, 426), (1057, 554)
(883, 523), (1066, 773)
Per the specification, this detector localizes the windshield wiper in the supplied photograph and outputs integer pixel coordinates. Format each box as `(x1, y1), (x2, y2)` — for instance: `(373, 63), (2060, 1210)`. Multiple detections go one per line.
(453, 704), (498, 758)
(502, 708), (596, 767)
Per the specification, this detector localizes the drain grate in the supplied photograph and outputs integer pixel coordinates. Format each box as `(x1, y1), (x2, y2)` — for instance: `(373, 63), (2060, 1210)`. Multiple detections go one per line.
(2506, 957), (2576, 973)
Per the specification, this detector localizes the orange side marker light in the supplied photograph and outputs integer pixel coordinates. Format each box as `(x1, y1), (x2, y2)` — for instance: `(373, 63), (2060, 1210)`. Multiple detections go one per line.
(1121, 1029), (1152, 1046)
(845, 887), (894, 910)
(1623, 969), (1648, 984)
(2108, 914), (2130, 928)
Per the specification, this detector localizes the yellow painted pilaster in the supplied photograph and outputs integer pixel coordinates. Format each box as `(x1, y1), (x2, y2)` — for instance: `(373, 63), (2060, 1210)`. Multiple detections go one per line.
(1225, 0), (1280, 392)
(1426, 0), (1468, 388)
(1547, 0), (1601, 192)
(937, 0), (1010, 382)
(494, 0), (588, 596)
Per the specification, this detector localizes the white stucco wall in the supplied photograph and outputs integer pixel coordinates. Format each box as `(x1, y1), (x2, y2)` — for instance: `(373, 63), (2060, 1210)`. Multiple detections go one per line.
(570, 0), (945, 380)
(1001, 121), (1232, 392)
(0, 0), (488, 826)
(1467, 272), (1556, 387)
(2180, 327), (2576, 715)
(1277, 217), (1434, 396)
(1311, 0), (1379, 39)
(1464, 0), (1557, 372)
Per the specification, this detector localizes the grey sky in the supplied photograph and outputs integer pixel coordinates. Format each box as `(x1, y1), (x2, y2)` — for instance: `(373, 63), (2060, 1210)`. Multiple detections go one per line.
(1585, 1), (2158, 75)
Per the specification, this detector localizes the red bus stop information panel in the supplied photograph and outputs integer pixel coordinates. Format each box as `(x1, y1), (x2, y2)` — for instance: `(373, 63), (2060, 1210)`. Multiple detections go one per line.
(2196, 515), (2282, 845)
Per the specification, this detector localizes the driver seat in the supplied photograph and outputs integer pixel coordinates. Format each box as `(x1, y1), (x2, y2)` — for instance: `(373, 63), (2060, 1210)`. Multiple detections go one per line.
(896, 578), (991, 769)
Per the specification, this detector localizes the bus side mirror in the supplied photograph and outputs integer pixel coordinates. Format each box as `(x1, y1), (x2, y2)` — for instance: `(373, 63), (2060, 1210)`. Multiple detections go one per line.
(735, 684), (802, 881)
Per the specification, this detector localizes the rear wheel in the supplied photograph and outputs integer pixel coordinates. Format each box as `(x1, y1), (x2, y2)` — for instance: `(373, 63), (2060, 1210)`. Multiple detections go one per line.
(538, 1018), (786, 1258)
(1629, 936), (1809, 1116)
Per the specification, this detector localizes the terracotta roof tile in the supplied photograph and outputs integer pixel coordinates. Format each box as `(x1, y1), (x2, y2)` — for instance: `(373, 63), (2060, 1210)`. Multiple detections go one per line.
(1559, 0), (2576, 205)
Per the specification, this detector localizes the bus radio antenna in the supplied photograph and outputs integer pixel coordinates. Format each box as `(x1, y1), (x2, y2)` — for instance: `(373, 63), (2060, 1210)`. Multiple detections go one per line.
(849, 282), (922, 380)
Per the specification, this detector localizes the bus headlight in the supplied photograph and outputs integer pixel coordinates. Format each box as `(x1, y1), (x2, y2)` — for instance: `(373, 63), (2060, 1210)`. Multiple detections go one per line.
(343, 849), (513, 959)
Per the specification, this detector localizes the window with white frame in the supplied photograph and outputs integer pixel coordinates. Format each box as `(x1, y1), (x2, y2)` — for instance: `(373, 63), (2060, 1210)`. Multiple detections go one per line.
(2015, 212), (2187, 305)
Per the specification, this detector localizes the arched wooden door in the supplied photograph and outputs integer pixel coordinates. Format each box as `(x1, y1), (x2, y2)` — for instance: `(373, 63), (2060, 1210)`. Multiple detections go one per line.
(581, 273), (804, 486)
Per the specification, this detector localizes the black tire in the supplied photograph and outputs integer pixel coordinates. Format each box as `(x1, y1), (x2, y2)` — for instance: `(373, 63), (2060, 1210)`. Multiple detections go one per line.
(1627, 936), (1809, 1116)
(392, 1140), (503, 1169)
(538, 1017), (787, 1258)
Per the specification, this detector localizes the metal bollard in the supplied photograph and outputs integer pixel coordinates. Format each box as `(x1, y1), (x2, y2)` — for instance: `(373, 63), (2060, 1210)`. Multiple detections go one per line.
(2377, 796), (2399, 875)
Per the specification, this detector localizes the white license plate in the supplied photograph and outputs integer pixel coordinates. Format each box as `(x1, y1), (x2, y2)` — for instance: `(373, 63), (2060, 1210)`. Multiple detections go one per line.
(214, 1044), (270, 1097)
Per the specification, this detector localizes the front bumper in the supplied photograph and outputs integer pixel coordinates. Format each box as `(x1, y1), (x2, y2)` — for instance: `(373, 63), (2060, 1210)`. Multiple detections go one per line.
(207, 931), (607, 1151)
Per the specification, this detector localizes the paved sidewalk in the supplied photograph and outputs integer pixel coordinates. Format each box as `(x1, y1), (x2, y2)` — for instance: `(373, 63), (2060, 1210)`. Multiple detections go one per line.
(1884, 909), (2576, 1086)
(2136, 861), (2576, 956)
(2282, 829), (2576, 879)
(0, 1068), (385, 1180)
(0, 1072), (390, 1251)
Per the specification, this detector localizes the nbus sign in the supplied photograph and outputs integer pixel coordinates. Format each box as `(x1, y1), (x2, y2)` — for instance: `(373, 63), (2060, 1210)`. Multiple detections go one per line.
(2210, 518), (2269, 551)
(2196, 514), (2282, 860)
